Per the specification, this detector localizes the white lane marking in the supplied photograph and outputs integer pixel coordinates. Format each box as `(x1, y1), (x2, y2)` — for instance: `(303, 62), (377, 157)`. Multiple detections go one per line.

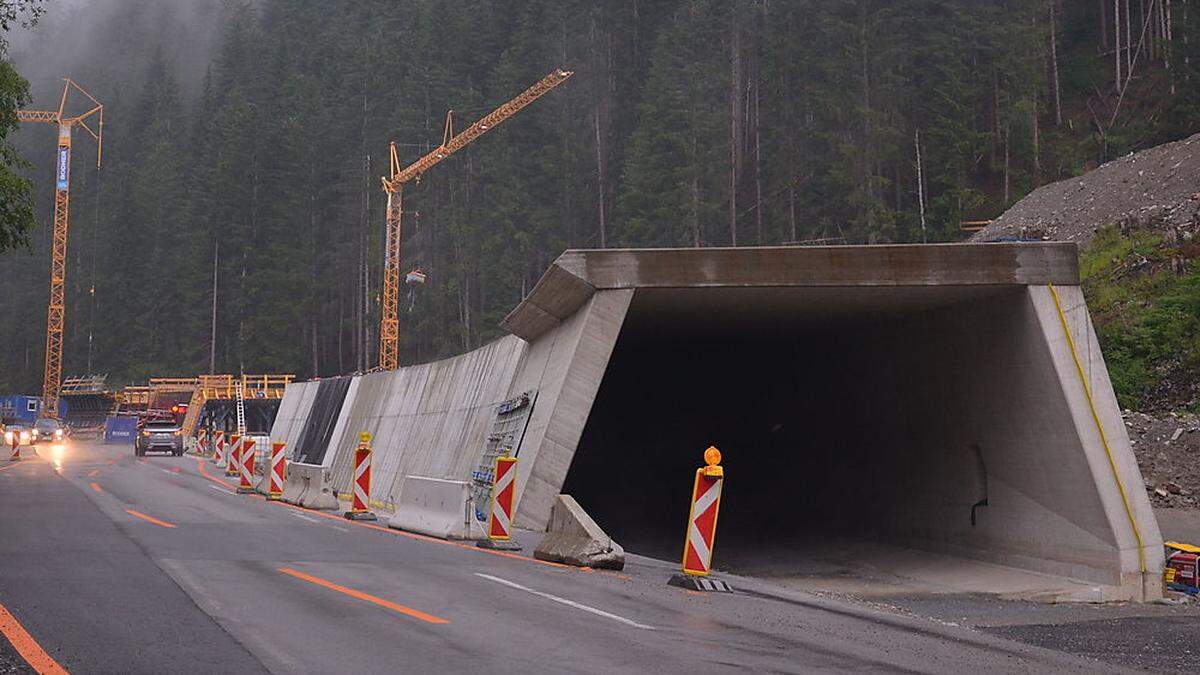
(473, 573), (655, 630)
(208, 485), (234, 494)
(289, 512), (319, 523)
(160, 468), (175, 475)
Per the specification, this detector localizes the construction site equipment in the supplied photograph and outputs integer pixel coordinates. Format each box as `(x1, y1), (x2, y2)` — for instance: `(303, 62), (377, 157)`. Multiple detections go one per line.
(58, 374), (118, 429)
(235, 379), (246, 435)
(172, 374), (294, 437)
(470, 391), (536, 523)
(17, 78), (104, 418)
(377, 68), (573, 370)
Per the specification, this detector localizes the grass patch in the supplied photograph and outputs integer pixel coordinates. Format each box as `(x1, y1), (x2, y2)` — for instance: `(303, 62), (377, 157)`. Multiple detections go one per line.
(1082, 226), (1200, 410)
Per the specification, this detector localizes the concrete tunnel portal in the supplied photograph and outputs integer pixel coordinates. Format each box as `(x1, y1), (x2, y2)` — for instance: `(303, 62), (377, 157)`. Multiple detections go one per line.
(568, 286), (1039, 569)
(497, 244), (1165, 600)
(273, 243), (1162, 602)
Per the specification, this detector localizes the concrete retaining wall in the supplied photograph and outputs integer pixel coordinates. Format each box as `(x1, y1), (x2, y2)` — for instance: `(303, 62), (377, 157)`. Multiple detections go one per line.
(325, 337), (527, 509)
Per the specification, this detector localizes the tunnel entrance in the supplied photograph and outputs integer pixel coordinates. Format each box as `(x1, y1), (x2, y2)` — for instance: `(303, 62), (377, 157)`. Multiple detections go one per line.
(565, 284), (1105, 595)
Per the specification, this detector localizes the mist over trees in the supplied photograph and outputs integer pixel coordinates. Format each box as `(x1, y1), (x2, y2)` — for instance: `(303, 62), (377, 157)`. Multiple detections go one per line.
(1, 0), (1198, 391)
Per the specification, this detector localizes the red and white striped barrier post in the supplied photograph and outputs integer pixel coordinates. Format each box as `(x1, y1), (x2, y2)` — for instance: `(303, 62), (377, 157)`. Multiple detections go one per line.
(237, 437), (257, 494)
(266, 441), (286, 500)
(669, 446), (731, 592)
(197, 428), (208, 457)
(226, 434), (241, 477)
(478, 455), (521, 550)
(213, 431), (226, 466)
(8, 432), (19, 461)
(344, 432), (377, 521)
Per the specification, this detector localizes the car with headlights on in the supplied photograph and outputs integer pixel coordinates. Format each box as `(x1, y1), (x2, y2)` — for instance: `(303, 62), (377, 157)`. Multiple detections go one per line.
(31, 418), (66, 444)
(135, 420), (184, 456)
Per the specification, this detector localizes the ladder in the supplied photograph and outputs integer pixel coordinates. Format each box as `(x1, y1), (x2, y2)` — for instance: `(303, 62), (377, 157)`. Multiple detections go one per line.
(235, 379), (246, 435)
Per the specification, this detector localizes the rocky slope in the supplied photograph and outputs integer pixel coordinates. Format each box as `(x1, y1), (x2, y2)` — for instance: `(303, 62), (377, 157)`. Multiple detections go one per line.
(971, 132), (1200, 247)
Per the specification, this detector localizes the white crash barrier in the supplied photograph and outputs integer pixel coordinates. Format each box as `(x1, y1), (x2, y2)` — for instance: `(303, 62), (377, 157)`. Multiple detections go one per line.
(280, 462), (339, 510)
(388, 476), (487, 540)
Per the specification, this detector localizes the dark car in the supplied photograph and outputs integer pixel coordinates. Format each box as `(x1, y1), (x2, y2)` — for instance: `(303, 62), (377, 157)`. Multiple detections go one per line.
(31, 418), (65, 444)
(135, 420), (184, 456)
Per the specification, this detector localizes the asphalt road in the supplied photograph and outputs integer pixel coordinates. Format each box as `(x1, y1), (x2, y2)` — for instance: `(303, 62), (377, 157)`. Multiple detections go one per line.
(0, 439), (1133, 674)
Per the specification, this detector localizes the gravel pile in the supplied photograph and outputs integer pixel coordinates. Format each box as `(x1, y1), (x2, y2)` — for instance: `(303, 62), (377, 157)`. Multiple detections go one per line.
(971, 133), (1200, 246)
(1125, 410), (1200, 508)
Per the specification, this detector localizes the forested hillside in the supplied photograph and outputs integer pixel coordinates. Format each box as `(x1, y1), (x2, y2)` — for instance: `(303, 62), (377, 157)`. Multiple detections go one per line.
(1, 0), (1198, 392)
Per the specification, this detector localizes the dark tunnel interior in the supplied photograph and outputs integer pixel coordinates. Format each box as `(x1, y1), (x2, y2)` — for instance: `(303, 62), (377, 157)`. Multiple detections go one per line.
(564, 285), (1028, 573)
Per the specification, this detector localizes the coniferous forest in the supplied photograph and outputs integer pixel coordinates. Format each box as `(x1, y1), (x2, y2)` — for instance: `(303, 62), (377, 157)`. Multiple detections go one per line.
(2, 0), (1199, 391)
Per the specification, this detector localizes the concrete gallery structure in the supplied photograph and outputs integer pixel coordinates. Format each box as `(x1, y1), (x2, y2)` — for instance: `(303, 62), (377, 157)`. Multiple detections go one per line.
(271, 243), (1163, 601)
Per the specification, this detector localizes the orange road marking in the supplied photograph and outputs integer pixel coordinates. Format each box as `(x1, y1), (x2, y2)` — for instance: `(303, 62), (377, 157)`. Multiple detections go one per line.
(0, 598), (69, 674)
(277, 567), (448, 624)
(89, 482), (103, 494)
(86, 469), (99, 478)
(0, 462), (24, 473)
(124, 509), (177, 529)
(194, 458), (235, 492)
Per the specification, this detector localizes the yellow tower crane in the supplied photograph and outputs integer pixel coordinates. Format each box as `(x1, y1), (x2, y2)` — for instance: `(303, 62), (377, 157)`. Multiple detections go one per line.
(378, 68), (573, 370)
(16, 77), (104, 418)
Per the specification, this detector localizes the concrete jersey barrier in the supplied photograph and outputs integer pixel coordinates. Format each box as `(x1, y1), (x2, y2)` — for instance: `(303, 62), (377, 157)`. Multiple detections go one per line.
(534, 494), (625, 570)
(388, 476), (487, 540)
(280, 462), (339, 510)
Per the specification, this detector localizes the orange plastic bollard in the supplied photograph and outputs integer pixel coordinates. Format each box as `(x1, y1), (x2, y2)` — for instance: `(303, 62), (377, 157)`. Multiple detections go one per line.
(668, 446), (731, 592)
(266, 442), (286, 501)
(225, 434), (241, 477)
(237, 437), (257, 494)
(344, 432), (377, 521)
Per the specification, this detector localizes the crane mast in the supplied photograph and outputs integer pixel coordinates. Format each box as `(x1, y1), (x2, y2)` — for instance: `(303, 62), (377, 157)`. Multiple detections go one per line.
(16, 77), (104, 418)
(377, 68), (573, 371)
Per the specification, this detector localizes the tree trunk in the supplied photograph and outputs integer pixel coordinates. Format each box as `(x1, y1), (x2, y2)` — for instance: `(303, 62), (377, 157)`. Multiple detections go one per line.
(915, 129), (927, 244)
(729, 14), (741, 247)
(1049, 0), (1063, 125)
(1116, 0), (1123, 88)
(1003, 123), (1011, 205)
(1032, 99), (1041, 177)
(1126, 0), (1133, 79)
(753, 76), (763, 245)
(311, 319), (319, 377)
(591, 15), (608, 248)
(789, 184), (797, 242)
(1101, 0), (1109, 50)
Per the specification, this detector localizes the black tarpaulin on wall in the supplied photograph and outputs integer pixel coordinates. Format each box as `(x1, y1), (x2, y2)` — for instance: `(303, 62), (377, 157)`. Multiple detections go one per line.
(291, 377), (352, 465)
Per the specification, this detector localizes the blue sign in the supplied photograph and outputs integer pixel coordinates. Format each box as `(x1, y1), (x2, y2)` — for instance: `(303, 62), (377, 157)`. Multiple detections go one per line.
(56, 146), (70, 190)
(103, 415), (137, 444)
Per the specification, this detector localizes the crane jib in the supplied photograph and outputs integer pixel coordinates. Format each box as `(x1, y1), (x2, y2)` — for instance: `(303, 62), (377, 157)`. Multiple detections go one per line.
(388, 69), (574, 187)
